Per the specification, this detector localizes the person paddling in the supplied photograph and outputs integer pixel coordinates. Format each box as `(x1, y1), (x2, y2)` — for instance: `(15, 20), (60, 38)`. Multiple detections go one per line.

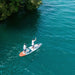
(23, 43), (27, 53)
(32, 38), (36, 49)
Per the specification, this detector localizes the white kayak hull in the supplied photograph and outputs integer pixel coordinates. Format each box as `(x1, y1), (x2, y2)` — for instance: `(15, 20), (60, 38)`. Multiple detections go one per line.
(19, 43), (42, 57)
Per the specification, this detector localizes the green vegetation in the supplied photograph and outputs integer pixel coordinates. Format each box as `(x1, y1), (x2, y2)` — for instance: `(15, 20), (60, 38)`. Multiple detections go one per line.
(0, 0), (42, 21)
(25, 0), (42, 11)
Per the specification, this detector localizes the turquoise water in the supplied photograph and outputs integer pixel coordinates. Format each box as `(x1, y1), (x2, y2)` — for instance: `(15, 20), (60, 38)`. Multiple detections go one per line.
(0, 0), (75, 75)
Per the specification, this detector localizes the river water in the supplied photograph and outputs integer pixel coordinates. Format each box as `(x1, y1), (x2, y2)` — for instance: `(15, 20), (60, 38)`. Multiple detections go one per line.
(0, 0), (75, 75)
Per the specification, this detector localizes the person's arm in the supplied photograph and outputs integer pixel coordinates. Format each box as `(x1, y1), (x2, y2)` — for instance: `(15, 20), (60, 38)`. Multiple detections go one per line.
(34, 37), (36, 41)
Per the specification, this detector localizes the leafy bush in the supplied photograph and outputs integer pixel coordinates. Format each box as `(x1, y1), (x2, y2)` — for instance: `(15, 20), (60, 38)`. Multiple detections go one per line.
(0, 0), (42, 21)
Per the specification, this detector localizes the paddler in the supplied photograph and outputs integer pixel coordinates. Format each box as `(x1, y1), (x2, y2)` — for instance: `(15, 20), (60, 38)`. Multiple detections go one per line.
(23, 43), (27, 53)
(32, 38), (36, 49)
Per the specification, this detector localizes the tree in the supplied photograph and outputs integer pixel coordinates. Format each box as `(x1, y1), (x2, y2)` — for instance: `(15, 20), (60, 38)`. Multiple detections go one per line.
(0, 0), (42, 21)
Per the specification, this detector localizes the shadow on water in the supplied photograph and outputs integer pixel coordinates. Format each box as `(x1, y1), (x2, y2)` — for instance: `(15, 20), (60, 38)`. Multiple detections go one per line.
(6, 11), (40, 30)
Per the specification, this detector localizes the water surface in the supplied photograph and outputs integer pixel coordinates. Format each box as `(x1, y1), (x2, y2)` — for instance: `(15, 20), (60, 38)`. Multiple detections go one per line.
(0, 0), (75, 75)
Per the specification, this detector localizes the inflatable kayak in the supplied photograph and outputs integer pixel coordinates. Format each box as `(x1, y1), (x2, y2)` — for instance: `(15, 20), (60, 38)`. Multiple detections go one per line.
(19, 43), (42, 57)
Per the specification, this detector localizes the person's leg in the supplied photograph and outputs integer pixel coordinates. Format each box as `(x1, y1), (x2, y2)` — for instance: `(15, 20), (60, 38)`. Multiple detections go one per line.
(24, 49), (26, 53)
(32, 45), (34, 48)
